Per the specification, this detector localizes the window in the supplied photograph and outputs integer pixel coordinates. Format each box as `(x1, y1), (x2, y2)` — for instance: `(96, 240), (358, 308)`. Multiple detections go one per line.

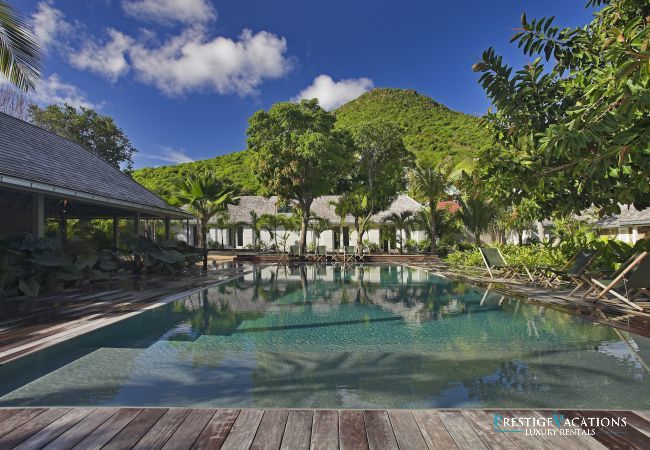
(276, 204), (293, 214)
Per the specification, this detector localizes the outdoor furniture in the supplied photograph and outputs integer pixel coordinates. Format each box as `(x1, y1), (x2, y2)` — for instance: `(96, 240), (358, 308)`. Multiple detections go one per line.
(289, 244), (300, 260)
(536, 249), (599, 296)
(589, 251), (649, 312)
(344, 245), (356, 264)
(479, 247), (534, 283)
(314, 245), (327, 263)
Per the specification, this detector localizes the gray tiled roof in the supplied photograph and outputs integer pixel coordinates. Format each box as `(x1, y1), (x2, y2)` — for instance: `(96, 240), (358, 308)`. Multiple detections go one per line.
(595, 205), (650, 228)
(224, 194), (423, 225)
(0, 113), (185, 216)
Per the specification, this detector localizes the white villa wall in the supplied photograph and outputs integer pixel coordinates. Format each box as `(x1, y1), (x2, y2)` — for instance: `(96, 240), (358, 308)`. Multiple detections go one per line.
(204, 225), (420, 252)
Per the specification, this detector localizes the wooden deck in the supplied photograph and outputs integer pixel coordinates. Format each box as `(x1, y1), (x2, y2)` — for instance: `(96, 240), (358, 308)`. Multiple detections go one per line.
(0, 265), (250, 365)
(0, 407), (647, 449)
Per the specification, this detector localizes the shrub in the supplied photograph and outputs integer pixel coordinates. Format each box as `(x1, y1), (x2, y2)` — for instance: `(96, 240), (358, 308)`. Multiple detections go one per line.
(363, 240), (382, 253)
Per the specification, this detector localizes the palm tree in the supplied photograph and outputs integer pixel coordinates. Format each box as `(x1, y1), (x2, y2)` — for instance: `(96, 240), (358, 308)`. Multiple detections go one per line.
(381, 211), (414, 254)
(171, 171), (238, 271)
(409, 163), (451, 254)
(310, 216), (330, 248)
(213, 213), (230, 249)
(329, 199), (350, 252)
(259, 213), (284, 252)
(0, 1), (41, 90)
(458, 195), (498, 245)
(240, 210), (262, 250)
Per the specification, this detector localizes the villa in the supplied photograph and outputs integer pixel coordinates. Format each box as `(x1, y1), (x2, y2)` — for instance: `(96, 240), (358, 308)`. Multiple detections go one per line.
(0, 113), (191, 243)
(206, 194), (429, 251)
(595, 205), (650, 244)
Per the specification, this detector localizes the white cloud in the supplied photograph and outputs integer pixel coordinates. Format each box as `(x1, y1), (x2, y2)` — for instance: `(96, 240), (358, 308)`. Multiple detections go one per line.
(31, 1), (72, 51)
(122, 0), (217, 25)
(30, 74), (99, 109)
(293, 74), (374, 110)
(130, 28), (293, 96)
(137, 146), (194, 166)
(69, 29), (133, 81)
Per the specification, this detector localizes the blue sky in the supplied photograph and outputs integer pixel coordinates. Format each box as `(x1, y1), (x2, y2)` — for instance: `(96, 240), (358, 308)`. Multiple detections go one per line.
(19, 0), (594, 168)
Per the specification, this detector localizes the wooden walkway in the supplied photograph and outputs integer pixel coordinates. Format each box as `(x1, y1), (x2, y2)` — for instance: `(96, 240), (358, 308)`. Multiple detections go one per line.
(0, 265), (249, 365)
(0, 407), (647, 449)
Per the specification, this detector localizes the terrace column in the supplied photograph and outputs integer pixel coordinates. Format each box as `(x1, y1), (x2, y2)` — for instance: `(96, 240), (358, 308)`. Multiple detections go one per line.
(133, 212), (141, 273)
(31, 194), (44, 238)
(60, 218), (67, 245)
(186, 219), (190, 243)
(112, 217), (119, 250)
(164, 218), (171, 241)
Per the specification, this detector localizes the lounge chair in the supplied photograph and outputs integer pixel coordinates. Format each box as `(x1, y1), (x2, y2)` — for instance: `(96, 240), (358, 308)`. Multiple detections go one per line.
(288, 244), (300, 260)
(344, 245), (355, 264)
(535, 249), (599, 296)
(479, 247), (533, 282)
(590, 252), (649, 312)
(314, 245), (327, 263)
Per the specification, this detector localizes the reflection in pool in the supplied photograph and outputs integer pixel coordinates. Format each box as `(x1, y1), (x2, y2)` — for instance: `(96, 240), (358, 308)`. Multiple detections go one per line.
(1, 264), (648, 409)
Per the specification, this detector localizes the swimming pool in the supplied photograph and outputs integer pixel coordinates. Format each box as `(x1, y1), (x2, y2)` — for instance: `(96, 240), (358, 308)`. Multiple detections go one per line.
(1, 264), (648, 409)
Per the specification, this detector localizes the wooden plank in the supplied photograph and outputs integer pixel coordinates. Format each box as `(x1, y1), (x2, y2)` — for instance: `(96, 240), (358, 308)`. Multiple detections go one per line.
(577, 409), (650, 449)
(0, 408), (70, 449)
(437, 410), (488, 450)
(532, 410), (605, 450)
(605, 410), (650, 438)
(412, 409), (458, 450)
(134, 408), (191, 449)
(103, 408), (168, 450)
(310, 410), (338, 450)
(459, 410), (516, 450)
(44, 408), (118, 450)
(13, 408), (94, 450)
(163, 409), (216, 450)
(192, 409), (239, 450)
(339, 410), (369, 450)
(634, 410), (650, 423)
(250, 409), (288, 450)
(0, 409), (21, 423)
(280, 410), (312, 450)
(0, 409), (45, 438)
(363, 410), (398, 450)
(484, 410), (546, 450)
(387, 410), (427, 450)
(506, 410), (576, 450)
(220, 409), (264, 450)
(72, 408), (142, 450)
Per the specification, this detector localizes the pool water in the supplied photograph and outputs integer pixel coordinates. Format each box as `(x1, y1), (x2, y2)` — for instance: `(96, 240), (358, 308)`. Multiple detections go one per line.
(1, 264), (649, 409)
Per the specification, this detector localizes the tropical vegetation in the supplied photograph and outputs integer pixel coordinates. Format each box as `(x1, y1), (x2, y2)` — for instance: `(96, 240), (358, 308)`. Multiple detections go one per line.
(0, 0), (40, 91)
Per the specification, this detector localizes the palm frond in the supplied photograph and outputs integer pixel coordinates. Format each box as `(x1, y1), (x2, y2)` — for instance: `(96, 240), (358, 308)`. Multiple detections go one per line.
(0, 1), (41, 91)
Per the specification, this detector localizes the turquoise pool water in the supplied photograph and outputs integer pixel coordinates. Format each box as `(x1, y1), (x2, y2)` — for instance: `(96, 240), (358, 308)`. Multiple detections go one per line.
(1, 264), (649, 409)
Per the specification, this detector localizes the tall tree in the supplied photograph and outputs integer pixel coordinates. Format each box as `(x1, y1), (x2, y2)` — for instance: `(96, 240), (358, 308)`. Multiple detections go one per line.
(247, 99), (352, 254)
(171, 171), (238, 271)
(340, 120), (414, 253)
(0, 1), (40, 91)
(473, 0), (650, 216)
(409, 162), (452, 254)
(29, 104), (138, 170)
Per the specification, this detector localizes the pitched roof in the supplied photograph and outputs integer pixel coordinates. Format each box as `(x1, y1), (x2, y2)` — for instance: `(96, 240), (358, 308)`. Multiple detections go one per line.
(224, 194), (424, 225)
(595, 205), (650, 228)
(0, 113), (187, 217)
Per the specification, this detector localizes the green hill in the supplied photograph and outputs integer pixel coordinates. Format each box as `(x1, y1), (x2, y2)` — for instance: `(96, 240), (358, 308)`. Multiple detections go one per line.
(335, 88), (490, 166)
(132, 150), (261, 200)
(132, 88), (490, 198)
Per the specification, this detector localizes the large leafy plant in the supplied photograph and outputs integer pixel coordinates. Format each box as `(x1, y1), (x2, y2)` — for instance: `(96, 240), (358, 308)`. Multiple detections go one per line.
(474, 0), (650, 217)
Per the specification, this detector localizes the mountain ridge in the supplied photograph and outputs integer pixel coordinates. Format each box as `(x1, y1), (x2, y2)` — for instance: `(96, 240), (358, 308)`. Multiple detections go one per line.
(131, 88), (490, 199)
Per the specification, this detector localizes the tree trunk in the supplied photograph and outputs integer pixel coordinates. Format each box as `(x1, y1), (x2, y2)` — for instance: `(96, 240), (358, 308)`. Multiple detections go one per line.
(430, 203), (437, 254)
(536, 221), (546, 242)
(299, 210), (310, 256)
(518, 230), (523, 246)
(475, 232), (481, 245)
(201, 221), (208, 271)
(356, 228), (364, 256)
